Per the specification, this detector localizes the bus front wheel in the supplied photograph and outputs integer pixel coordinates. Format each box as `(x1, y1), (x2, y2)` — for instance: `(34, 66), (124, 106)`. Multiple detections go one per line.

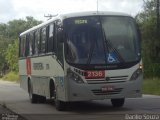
(55, 99), (66, 111)
(111, 98), (125, 107)
(54, 89), (66, 111)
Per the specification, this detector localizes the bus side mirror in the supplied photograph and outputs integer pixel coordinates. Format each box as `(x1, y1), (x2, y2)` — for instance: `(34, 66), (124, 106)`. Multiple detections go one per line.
(57, 27), (64, 43)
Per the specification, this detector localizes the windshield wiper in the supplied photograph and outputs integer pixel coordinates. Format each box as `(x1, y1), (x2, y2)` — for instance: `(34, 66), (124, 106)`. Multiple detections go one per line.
(102, 28), (125, 63)
(86, 37), (96, 64)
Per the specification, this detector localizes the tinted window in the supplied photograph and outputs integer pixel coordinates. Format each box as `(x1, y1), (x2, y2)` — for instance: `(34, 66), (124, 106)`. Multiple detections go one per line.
(20, 35), (26, 57)
(48, 23), (54, 53)
(41, 27), (47, 53)
(56, 21), (64, 65)
(64, 17), (105, 64)
(101, 17), (140, 62)
(34, 30), (40, 55)
(64, 16), (140, 65)
(25, 34), (29, 56)
(28, 33), (34, 56)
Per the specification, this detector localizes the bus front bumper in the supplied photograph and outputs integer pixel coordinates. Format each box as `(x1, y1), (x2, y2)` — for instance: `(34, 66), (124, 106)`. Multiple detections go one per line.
(66, 76), (143, 102)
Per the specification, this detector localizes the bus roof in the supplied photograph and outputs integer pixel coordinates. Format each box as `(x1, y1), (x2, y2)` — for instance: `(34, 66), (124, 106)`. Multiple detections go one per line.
(20, 11), (131, 36)
(60, 11), (130, 19)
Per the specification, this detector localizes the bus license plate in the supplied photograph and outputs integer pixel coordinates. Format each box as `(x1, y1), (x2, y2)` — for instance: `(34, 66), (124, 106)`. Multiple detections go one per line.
(101, 85), (114, 92)
(85, 70), (105, 79)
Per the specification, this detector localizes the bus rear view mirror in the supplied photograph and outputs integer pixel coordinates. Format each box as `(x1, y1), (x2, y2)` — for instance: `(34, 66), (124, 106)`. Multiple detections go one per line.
(57, 27), (64, 43)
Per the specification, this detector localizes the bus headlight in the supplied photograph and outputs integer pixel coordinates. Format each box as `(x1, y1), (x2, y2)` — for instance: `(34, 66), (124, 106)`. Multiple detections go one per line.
(67, 69), (84, 83)
(130, 68), (142, 81)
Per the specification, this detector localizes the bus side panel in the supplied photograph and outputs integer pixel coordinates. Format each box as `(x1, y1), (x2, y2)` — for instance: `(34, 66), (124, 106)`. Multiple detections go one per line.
(30, 76), (50, 97)
(19, 59), (28, 92)
(31, 56), (66, 101)
(19, 55), (67, 101)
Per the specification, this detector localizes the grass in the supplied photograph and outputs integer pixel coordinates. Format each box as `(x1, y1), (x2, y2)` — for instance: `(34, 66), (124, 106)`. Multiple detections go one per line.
(1, 71), (19, 82)
(143, 78), (160, 95)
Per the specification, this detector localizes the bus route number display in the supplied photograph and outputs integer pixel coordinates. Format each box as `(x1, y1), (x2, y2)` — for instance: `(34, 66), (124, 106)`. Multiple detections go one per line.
(85, 70), (105, 79)
(75, 20), (88, 24)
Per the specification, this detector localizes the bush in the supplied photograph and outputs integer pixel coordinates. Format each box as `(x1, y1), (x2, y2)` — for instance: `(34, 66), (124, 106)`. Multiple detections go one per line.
(5, 40), (19, 72)
(143, 63), (160, 78)
(2, 72), (19, 82)
(143, 78), (160, 95)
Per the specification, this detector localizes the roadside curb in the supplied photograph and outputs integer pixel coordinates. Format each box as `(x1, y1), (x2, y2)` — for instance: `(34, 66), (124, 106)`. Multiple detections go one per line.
(0, 104), (27, 120)
(143, 94), (160, 98)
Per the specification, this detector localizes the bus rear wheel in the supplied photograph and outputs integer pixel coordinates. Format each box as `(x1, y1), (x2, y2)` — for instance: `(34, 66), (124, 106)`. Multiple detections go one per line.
(111, 98), (125, 107)
(38, 95), (46, 103)
(28, 81), (38, 103)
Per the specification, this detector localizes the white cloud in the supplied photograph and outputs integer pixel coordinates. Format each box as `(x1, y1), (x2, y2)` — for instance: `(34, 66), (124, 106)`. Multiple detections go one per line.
(99, 0), (143, 16)
(0, 0), (16, 23)
(0, 0), (143, 23)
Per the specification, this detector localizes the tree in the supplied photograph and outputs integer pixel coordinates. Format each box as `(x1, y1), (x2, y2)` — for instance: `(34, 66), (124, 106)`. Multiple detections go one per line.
(6, 16), (42, 39)
(0, 16), (42, 74)
(0, 24), (7, 37)
(136, 0), (160, 78)
(0, 36), (11, 72)
(5, 40), (18, 72)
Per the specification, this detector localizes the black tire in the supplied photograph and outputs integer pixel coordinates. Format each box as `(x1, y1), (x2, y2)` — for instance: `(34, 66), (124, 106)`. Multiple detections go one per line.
(54, 89), (66, 111)
(50, 80), (55, 98)
(111, 98), (125, 107)
(55, 99), (66, 111)
(28, 80), (38, 103)
(38, 95), (46, 103)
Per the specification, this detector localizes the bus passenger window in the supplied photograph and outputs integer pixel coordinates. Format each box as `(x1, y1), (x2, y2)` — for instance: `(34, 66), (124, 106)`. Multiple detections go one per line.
(41, 27), (47, 54)
(20, 36), (26, 57)
(34, 30), (40, 55)
(48, 23), (54, 53)
(56, 20), (64, 65)
(29, 33), (34, 56)
(25, 34), (30, 57)
(25, 35), (29, 56)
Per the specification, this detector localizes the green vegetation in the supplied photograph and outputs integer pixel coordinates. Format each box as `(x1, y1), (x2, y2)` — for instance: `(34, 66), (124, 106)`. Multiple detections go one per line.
(2, 71), (19, 82)
(136, 0), (160, 78)
(143, 78), (160, 95)
(136, 0), (160, 95)
(5, 40), (19, 72)
(0, 16), (42, 80)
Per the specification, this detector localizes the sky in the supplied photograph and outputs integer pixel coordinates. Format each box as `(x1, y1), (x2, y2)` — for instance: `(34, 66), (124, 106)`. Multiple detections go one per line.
(0, 0), (144, 23)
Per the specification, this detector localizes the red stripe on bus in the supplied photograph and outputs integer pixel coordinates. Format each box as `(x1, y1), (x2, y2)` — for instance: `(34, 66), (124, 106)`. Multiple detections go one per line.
(26, 58), (31, 75)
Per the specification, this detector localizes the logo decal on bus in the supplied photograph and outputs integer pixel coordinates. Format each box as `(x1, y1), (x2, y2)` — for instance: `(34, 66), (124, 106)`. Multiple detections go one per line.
(107, 53), (117, 63)
(33, 63), (44, 70)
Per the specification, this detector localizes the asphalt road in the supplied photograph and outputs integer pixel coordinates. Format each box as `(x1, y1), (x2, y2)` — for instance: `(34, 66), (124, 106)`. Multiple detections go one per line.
(0, 80), (160, 120)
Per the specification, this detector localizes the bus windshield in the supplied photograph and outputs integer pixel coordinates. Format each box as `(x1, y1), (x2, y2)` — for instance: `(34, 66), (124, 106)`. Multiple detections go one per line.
(64, 16), (140, 65)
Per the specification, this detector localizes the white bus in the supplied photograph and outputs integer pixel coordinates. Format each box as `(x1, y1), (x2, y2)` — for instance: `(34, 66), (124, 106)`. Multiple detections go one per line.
(19, 11), (143, 111)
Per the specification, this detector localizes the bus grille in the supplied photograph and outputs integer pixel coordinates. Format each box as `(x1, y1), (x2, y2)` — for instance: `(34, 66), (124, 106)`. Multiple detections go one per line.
(86, 76), (128, 84)
(92, 88), (123, 95)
